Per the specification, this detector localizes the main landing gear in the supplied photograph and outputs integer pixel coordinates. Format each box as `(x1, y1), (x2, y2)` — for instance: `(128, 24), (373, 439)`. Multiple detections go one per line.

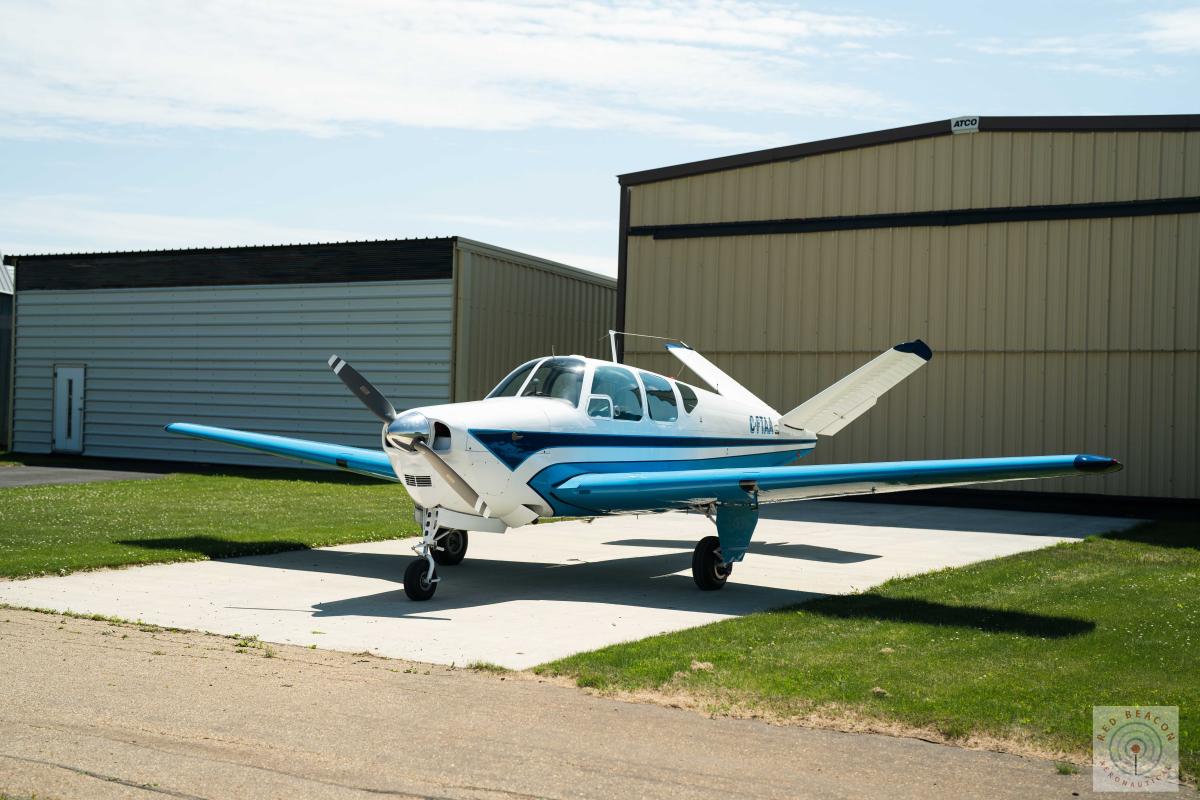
(404, 508), (469, 601)
(691, 535), (730, 591)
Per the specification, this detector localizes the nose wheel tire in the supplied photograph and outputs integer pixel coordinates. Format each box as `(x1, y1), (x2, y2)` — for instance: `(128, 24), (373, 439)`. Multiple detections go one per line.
(692, 535), (730, 591)
(403, 558), (438, 601)
(432, 529), (468, 566)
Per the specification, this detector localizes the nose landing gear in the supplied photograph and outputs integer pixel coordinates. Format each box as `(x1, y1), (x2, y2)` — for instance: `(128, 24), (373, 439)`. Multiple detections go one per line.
(405, 509), (472, 600)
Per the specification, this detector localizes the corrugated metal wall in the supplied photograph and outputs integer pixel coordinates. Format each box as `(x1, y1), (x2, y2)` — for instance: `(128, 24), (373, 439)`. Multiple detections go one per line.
(631, 130), (1200, 225)
(0, 292), (12, 449)
(624, 130), (1200, 499)
(453, 240), (616, 401)
(12, 280), (453, 466)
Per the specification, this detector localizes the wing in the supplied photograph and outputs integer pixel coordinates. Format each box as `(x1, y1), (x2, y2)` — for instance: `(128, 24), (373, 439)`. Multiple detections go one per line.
(550, 454), (1122, 513)
(166, 422), (398, 482)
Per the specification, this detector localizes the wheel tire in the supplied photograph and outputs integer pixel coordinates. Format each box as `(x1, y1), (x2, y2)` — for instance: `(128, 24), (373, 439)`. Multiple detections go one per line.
(403, 558), (437, 601)
(692, 535), (730, 591)
(431, 530), (468, 566)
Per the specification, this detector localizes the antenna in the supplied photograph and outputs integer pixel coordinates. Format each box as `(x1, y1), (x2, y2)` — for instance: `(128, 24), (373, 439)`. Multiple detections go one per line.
(608, 330), (618, 363)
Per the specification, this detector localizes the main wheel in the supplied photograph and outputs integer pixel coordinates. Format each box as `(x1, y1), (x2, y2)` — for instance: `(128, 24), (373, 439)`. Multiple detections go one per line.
(403, 558), (438, 601)
(431, 529), (468, 566)
(692, 535), (730, 591)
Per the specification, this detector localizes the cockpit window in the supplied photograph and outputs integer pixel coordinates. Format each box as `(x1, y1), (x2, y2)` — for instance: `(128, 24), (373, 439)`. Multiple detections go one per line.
(676, 382), (699, 414)
(591, 366), (643, 421)
(486, 359), (541, 399)
(639, 371), (678, 422)
(520, 357), (585, 406)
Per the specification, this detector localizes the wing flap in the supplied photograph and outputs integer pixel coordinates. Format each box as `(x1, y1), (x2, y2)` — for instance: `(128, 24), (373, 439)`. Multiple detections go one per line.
(552, 454), (1121, 512)
(166, 422), (398, 482)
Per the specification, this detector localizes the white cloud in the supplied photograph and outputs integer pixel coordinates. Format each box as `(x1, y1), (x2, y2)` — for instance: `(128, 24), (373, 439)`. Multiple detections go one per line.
(1140, 6), (1200, 53)
(0, 194), (617, 277)
(0, 194), (364, 254)
(420, 213), (610, 233)
(970, 35), (1136, 58)
(0, 0), (903, 146)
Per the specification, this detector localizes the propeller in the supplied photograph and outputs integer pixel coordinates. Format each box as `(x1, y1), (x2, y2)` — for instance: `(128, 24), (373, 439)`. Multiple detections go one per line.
(326, 353), (525, 521)
(328, 354), (396, 422)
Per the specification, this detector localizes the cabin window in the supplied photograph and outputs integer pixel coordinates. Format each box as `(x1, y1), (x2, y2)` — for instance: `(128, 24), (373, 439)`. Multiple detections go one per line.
(676, 382), (699, 414)
(639, 371), (678, 422)
(520, 357), (585, 406)
(591, 366), (643, 421)
(487, 359), (541, 398)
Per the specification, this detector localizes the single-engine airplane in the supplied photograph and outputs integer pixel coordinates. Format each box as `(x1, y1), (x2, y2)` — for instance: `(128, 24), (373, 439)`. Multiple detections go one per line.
(168, 337), (1122, 600)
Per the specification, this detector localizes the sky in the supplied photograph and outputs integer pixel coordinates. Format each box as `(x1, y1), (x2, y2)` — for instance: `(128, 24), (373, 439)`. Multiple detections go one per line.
(1, 1), (1197, 277)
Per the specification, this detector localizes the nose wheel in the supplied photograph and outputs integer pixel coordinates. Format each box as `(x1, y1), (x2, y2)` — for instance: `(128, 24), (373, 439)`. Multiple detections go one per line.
(692, 535), (730, 590)
(403, 558), (438, 601)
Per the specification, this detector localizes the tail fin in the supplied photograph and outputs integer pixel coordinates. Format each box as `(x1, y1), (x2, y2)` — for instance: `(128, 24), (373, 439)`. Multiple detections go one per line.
(781, 340), (932, 436)
(665, 343), (773, 411)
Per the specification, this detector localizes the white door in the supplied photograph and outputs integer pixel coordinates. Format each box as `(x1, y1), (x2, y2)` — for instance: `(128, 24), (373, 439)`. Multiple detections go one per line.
(53, 365), (85, 453)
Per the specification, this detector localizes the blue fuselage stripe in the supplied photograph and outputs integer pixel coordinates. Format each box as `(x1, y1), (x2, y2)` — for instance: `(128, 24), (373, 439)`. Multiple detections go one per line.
(528, 448), (810, 516)
(469, 429), (815, 471)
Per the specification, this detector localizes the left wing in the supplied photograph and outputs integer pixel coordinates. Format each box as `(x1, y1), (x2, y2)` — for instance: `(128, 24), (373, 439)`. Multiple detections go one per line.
(550, 454), (1121, 513)
(166, 422), (398, 482)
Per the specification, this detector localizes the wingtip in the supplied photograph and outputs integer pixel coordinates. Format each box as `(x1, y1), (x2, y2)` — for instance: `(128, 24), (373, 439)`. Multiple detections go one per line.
(894, 338), (933, 361)
(1074, 454), (1123, 474)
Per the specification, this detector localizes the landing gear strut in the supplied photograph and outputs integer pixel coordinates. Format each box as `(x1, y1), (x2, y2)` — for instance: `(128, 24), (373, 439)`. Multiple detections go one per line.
(405, 508), (444, 601)
(691, 535), (730, 591)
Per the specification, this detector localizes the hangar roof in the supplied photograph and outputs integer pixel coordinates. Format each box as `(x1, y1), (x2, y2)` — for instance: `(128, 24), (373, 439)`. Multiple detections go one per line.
(618, 114), (1200, 187)
(3, 236), (613, 292)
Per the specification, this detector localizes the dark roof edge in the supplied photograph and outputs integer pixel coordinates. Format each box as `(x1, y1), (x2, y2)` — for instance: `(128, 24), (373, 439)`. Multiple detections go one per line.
(2, 236), (460, 264)
(617, 114), (1200, 187)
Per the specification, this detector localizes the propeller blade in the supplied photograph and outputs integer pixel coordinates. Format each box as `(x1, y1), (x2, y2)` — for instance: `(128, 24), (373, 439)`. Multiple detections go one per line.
(412, 442), (539, 526)
(328, 354), (397, 422)
(413, 441), (490, 516)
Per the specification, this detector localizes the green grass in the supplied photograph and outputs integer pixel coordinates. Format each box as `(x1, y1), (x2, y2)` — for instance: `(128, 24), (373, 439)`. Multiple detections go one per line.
(0, 464), (416, 577)
(538, 521), (1199, 775)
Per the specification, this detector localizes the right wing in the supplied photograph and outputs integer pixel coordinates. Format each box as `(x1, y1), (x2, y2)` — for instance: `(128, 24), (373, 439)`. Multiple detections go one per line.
(550, 454), (1122, 513)
(166, 422), (398, 482)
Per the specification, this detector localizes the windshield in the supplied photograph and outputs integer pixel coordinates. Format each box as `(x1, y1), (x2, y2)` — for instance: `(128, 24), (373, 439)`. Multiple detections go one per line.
(486, 359), (541, 398)
(520, 357), (585, 406)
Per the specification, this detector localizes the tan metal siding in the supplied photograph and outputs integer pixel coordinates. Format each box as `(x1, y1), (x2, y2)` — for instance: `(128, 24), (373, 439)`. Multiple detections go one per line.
(623, 213), (1200, 499)
(453, 241), (615, 402)
(630, 130), (1200, 227)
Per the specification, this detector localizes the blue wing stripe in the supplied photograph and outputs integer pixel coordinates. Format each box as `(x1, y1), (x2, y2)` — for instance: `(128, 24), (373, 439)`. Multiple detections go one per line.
(165, 422), (398, 482)
(553, 454), (1121, 511)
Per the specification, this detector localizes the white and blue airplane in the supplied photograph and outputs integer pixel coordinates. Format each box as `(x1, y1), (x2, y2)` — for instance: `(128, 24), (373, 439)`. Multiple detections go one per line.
(168, 338), (1121, 600)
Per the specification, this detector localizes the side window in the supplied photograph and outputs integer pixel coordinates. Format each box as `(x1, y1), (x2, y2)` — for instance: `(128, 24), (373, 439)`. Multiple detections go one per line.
(676, 382), (699, 414)
(590, 366), (643, 421)
(639, 371), (678, 422)
(487, 359), (541, 398)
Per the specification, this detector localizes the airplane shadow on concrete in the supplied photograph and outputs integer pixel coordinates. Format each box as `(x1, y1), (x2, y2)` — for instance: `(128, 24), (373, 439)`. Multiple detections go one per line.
(602, 539), (881, 564)
(119, 536), (1095, 635)
(759, 500), (1111, 537)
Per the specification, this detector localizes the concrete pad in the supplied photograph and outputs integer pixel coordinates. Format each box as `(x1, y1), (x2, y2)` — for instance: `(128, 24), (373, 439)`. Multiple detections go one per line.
(0, 501), (1138, 669)
(0, 464), (167, 488)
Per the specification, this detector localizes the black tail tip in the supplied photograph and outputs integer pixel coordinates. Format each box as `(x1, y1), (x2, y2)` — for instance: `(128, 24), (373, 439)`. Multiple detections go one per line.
(894, 339), (933, 361)
(1074, 454), (1123, 473)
